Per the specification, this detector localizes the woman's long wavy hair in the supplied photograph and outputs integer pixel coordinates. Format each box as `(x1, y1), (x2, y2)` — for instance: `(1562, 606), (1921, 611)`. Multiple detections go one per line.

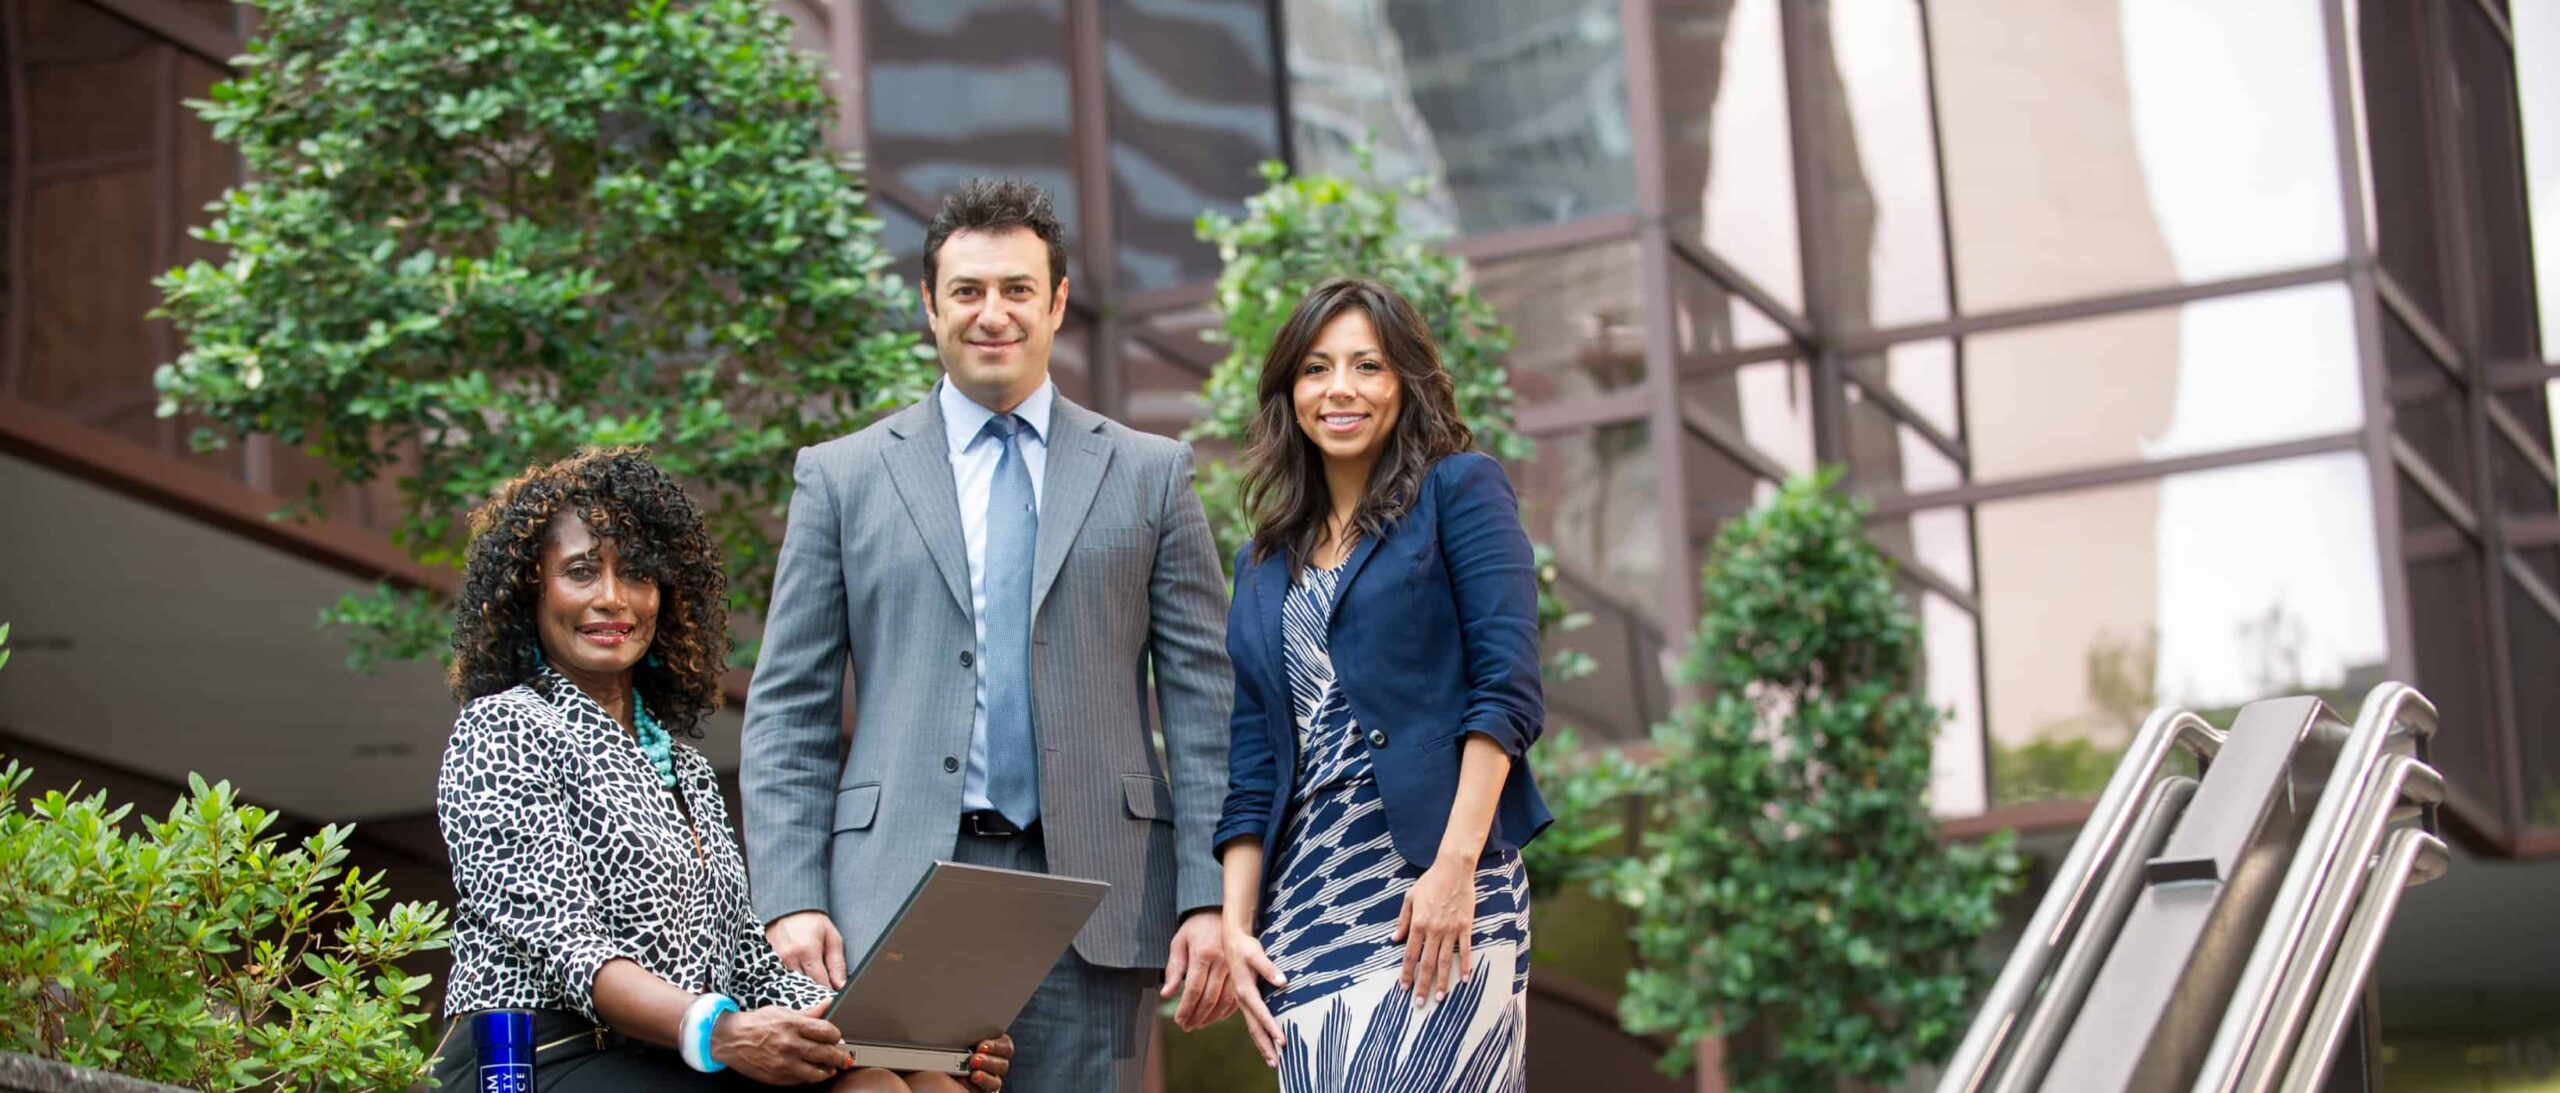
(448, 448), (728, 736)
(1242, 278), (1476, 575)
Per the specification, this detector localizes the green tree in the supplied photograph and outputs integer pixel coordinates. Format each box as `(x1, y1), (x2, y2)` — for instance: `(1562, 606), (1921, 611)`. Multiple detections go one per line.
(1605, 472), (2024, 1090)
(154, 0), (934, 670)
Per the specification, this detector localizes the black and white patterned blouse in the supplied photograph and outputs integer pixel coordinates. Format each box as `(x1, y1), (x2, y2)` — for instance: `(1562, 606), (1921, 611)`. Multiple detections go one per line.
(437, 665), (832, 1022)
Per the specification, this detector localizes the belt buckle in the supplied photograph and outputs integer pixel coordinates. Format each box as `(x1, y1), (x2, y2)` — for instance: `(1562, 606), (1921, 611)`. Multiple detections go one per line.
(960, 810), (1021, 838)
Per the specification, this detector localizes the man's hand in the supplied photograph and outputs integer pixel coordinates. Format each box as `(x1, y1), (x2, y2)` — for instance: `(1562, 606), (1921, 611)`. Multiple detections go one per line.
(1160, 909), (1234, 1031)
(767, 911), (848, 989)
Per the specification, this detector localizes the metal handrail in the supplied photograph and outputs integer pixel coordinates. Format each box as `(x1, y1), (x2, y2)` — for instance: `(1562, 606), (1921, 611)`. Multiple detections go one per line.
(1934, 708), (2223, 1093)
(2192, 682), (2438, 1093)
(1986, 775), (2199, 1093)
(2276, 826), (2450, 1093)
(2226, 753), (2444, 1091)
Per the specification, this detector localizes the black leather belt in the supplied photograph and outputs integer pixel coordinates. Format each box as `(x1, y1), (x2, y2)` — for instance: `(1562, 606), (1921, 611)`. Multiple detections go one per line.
(959, 810), (1035, 838)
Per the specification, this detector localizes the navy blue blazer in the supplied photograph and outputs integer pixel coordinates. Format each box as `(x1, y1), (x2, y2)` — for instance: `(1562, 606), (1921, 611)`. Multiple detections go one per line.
(1212, 451), (1551, 875)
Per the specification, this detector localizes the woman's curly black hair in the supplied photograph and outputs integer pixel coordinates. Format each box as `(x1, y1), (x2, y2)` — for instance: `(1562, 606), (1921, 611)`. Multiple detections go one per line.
(448, 447), (728, 737)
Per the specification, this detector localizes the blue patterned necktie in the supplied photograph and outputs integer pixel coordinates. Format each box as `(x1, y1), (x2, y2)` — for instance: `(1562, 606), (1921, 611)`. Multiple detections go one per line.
(980, 413), (1040, 827)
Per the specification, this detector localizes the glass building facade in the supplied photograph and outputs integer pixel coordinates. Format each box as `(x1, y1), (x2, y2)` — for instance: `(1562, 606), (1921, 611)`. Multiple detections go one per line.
(4, 0), (2559, 1088)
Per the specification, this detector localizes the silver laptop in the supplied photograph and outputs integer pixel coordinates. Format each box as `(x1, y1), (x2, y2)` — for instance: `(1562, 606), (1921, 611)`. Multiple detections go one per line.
(822, 861), (1108, 1074)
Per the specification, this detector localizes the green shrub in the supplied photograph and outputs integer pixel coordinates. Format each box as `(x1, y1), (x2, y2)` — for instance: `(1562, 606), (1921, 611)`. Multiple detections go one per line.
(0, 763), (450, 1090)
(1604, 472), (2024, 1090)
(153, 0), (932, 672)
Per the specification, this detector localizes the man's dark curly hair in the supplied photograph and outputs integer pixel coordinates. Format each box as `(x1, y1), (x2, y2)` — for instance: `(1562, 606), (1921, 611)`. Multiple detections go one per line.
(921, 176), (1068, 302)
(448, 448), (728, 737)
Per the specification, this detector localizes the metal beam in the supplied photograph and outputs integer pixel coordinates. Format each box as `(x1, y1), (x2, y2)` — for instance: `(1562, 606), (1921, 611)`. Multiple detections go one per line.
(1868, 432), (2366, 516)
(73, 0), (240, 68)
(1840, 262), (2349, 354)
(0, 396), (443, 591)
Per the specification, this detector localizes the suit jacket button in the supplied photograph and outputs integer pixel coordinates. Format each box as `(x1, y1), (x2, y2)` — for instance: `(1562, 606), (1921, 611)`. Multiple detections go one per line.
(959, 650), (974, 668)
(943, 756), (960, 773)
(1367, 729), (1389, 748)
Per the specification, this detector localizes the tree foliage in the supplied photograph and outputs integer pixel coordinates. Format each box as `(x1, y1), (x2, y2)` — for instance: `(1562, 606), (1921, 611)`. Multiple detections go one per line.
(1604, 472), (2024, 1090)
(154, 0), (933, 670)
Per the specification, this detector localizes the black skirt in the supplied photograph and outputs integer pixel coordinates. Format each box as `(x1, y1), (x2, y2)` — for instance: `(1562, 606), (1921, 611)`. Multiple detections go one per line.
(429, 1009), (779, 1091)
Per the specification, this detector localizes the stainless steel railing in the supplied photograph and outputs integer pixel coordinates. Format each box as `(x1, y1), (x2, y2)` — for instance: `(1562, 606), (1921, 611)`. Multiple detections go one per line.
(1933, 682), (2450, 1093)
(1936, 708), (2224, 1093)
(2195, 684), (2438, 1093)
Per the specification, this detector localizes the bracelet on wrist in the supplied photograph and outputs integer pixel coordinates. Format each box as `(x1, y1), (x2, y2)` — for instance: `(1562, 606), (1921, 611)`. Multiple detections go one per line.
(678, 992), (741, 1073)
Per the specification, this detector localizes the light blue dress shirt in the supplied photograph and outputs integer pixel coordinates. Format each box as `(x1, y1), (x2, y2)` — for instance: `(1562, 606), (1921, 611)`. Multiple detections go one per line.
(938, 376), (1053, 814)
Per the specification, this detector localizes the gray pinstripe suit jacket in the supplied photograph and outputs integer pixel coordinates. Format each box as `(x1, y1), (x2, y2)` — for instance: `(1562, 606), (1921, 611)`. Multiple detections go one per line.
(739, 392), (1232, 971)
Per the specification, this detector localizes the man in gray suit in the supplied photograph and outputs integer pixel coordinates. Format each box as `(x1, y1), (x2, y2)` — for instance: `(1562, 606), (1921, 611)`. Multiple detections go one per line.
(740, 178), (1236, 1092)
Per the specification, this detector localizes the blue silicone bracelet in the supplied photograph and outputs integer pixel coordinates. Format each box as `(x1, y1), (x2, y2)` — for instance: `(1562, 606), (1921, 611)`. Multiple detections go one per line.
(690, 994), (740, 1072)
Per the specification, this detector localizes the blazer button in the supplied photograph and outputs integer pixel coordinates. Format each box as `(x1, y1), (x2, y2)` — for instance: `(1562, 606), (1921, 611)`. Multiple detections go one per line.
(959, 650), (974, 668)
(943, 756), (960, 773)
(1367, 729), (1389, 749)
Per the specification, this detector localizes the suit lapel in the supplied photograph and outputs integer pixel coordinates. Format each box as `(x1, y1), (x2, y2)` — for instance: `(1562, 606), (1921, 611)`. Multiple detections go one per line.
(1029, 397), (1114, 616)
(1249, 554), (1294, 757)
(1325, 532), (1386, 629)
(879, 400), (974, 619)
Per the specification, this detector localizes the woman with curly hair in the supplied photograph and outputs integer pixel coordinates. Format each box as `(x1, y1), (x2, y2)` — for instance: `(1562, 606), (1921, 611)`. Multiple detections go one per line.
(429, 448), (1012, 1091)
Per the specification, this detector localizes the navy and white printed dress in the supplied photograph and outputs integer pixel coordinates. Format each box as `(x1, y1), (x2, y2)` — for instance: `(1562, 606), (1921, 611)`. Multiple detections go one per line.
(1259, 562), (1531, 1093)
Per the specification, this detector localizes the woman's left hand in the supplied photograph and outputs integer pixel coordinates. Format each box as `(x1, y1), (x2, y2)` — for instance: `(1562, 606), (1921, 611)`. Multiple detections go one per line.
(1394, 855), (1477, 1006)
(962, 1034), (1013, 1091)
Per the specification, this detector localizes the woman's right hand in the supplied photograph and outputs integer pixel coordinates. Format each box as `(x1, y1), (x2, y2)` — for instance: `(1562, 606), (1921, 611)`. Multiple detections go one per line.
(710, 1002), (855, 1086)
(1219, 921), (1291, 1068)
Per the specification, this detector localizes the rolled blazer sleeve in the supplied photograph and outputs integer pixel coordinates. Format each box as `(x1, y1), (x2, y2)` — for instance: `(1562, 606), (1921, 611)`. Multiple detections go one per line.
(739, 447), (853, 926)
(1147, 444), (1237, 915)
(438, 702), (632, 1024)
(1212, 556), (1276, 856)
(1437, 453), (1544, 757)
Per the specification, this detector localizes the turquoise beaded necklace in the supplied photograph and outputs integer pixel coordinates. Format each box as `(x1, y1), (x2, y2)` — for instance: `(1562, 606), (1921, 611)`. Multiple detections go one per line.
(630, 692), (677, 790)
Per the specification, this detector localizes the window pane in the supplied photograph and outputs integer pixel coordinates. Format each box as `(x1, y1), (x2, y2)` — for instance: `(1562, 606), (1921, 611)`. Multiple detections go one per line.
(1869, 503), (1978, 606)
(2521, 0), (2560, 351)
(1106, 0), (1280, 290)
(1824, 0), (1952, 329)
(2388, 311), (2474, 500)
(1541, 573), (1670, 746)
(1978, 455), (2390, 805)
(1848, 338), (1962, 437)
(2398, 468), (2463, 538)
(1672, 257), (1795, 377)
(1846, 383), (1962, 501)
(2507, 573), (2560, 830)
(2407, 545), (2500, 822)
(2491, 431), (2560, 522)
(1930, 0), (2344, 313)
(1662, 0), (1801, 312)
(2356, 0), (2449, 330)
(1477, 238), (1647, 405)
(2448, 5), (2539, 363)
(1120, 333), (1208, 439)
(1519, 423), (1663, 629)
(1048, 312), (1095, 408)
(1912, 588), (1989, 817)
(1964, 281), (2362, 483)
(1284, 0), (1636, 236)
(866, 0), (1080, 270)
(1685, 359), (1815, 477)
(1684, 429), (1777, 562)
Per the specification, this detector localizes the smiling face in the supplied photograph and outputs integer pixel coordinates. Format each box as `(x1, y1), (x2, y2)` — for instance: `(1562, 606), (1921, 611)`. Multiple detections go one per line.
(1292, 309), (1405, 476)
(534, 512), (659, 688)
(923, 226), (1068, 413)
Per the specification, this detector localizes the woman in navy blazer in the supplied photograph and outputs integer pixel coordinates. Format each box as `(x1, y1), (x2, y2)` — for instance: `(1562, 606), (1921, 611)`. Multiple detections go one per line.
(1207, 278), (1549, 1087)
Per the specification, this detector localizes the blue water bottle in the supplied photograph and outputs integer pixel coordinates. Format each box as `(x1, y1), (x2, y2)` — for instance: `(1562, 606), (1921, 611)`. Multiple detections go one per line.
(472, 1010), (537, 1093)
